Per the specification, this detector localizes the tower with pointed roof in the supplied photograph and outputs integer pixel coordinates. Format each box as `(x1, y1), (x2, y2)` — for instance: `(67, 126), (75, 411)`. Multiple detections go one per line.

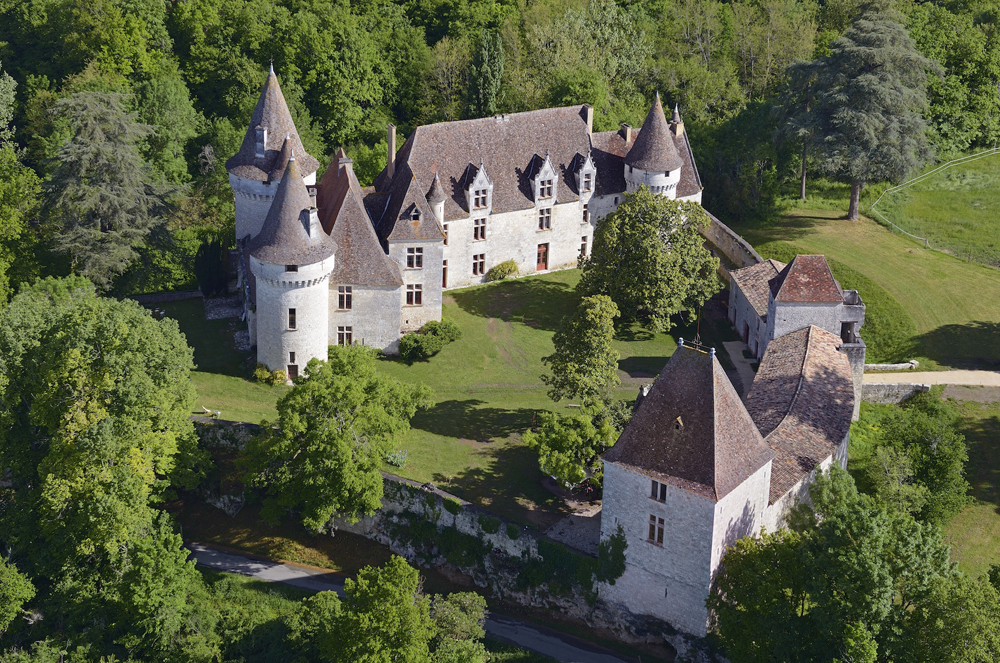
(227, 65), (320, 241)
(623, 93), (691, 201)
(249, 154), (337, 379)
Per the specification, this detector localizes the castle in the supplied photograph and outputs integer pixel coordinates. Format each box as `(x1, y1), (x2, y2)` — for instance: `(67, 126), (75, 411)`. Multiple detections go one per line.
(227, 67), (702, 374)
(598, 254), (865, 636)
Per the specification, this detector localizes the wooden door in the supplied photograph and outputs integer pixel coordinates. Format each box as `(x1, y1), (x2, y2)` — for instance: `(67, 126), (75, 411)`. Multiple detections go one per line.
(536, 243), (549, 271)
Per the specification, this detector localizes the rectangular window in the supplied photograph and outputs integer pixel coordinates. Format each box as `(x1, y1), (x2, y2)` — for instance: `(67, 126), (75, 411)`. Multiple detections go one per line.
(287, 308), (296, 330)
(289, 351), (296, 364)
(538, 208), (551, 231)
(406, 247), (424, 269)
(286, 264), (298, 272)
(406, 284), (423, 306)
(442, 260), (448, 288)
(582, 203), (590, 224)
(539, 178), (553, 199)
(473, 188), (488, 209)
(648, 515), (664, 545)
(473, 218), (486, 241)
(650, 480), (667, 502)
(287, 364), (298, 379)
(442, 224), (448, 246)
(472, 253), (486, 276)
(337, 326), (353, 346)
(338, 285), (352, 310)
(583, 172), (592, 192)
(580, 236), (588, 258)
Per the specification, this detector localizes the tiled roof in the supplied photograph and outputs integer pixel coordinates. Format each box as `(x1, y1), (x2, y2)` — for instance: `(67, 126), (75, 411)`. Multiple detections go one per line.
(249, 156), (337, 265)
(603, 345), (774, 502)
(375, 163), (448, 242)
(769, 255), (843, 304)
(226, 66), (319, 180)
(745, 326), (855, 504)
(590, 123), (702, 199)
(317, 158), (402, 287)
(625, 94), (684, 172)
(426, 172), (447, 204)
(731, 259), (786, 319)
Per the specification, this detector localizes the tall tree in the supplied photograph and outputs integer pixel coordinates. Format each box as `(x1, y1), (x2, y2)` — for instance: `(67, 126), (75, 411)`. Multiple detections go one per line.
(244, 345), (433, 530)
(0, 557), (35, 635)
(470, 30), (504, 117)
(45, 92), (171, 288)
(807, 9), (937, 220)
(578, 187), (720, 332)
(542, 294), (620, 403)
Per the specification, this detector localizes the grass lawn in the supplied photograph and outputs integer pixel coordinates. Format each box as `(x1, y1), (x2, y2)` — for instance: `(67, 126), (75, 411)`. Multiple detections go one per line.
(736, 206), (1000, 370)
(873, 150), (1000, 268)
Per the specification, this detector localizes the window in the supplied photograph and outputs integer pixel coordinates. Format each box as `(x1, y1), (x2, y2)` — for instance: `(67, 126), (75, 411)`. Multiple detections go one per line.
(442, 224), (448, 246)
(582, 172), (592, 192)
(406, 284), (423, 306)
(614, 196), (619, 205)
(648, 515), (665, 545)
(337, 326), (353, 346)
(338, 285), (352, 310)
(580, 236), (588, 258)
(538, 178), (553, 199)
(473, 188), (488, 209)
(442, 260), (448, 288)
(287, 308), (296, 330)
(289, 351), (296, 364)
(406, 247), (424, 268)
(473, 218), (486, 241)
(287, 364), (298, 379)
(582, 203), (590, 224)
(411, 208), (421, 221)
(538, 208), (552, 231)
(286, 264), (298, 272)
(472, 253), (486, 276)
(650, 480), (667, 502)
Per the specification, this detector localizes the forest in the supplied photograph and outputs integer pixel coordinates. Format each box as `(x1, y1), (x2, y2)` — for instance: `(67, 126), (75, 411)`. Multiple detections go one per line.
(0, 0), (997, 297)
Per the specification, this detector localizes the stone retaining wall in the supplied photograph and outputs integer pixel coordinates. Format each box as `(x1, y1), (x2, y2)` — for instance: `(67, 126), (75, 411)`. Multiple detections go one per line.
(700, 211), (763, 283)
(861, 382), (931, 404)
(865, 360), (919, 371)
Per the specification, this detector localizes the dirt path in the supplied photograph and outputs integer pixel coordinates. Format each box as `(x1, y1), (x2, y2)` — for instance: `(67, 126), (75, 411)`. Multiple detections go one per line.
(863, 370), (1000, 386)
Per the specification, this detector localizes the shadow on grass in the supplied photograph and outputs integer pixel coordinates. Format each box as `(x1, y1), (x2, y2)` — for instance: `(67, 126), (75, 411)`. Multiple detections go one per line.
(451, 277), (579, 331)
(154, 299), (250, 377)
(914, 321), (1000, 370)
(410, 399), (542, 441)
(433, 443), (569, 529)
(959, 409), (1000, 509)
(618, 356), (667, 376)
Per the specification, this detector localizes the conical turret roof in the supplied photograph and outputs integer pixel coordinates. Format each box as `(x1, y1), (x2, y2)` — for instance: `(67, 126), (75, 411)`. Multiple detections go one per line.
(625, 93), (684, 172)
(249, 155), (337, 265)
(426, 172), (446, 204)
(226, 66), (320, 180)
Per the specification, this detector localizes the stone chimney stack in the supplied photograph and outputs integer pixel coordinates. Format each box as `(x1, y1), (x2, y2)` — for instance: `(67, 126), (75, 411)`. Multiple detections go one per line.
(671, 104), (685, 137)
(584, 104), (594, 135)
(620, 123), (632, 144)
(387, 124), (396, 180)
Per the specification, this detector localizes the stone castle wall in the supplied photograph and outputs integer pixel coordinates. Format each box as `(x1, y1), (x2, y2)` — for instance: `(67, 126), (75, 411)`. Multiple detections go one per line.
(328, 284), (402, 354)
(862, 382), (931, 404)
(389, 239), (444, 332)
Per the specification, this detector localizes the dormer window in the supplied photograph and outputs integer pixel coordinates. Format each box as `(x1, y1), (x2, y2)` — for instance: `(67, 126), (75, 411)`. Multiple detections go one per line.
(254, 127), (267, 158)
(473, 189), (488, 209)
(411, 208), (421, 221)
(539, 179), (553, 199)
(582, 173), (592, 192)
(575, 152), (596, 198)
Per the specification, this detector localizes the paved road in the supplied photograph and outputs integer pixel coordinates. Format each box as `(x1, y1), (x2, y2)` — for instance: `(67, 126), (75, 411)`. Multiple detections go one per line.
(188, 544), (635, 663)
(863, 369), (1000, 386)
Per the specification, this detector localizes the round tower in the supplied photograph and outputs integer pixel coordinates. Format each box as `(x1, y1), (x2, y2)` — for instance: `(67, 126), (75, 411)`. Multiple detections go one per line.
(426, 172), (446, 222)
(226, 64), (320, 241)
(249, 154), (337, 380)
(624, 93), (685, 199)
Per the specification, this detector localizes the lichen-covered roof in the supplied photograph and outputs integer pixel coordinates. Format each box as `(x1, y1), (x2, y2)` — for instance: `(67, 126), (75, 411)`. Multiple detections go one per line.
(316, 158), (402, 287)
(731, 259), (786, 319)
(603, 345), (774, 502)
(745, 326), (855, 504)
(226, 67), (319, 180)
(249, 156), (337, 265)
(590, 124), (702, 199)
(375, 164), (447, 243)
(426, 172), (446, 204)
(624, 94), (684, 172)
(770, 255), (844, 304)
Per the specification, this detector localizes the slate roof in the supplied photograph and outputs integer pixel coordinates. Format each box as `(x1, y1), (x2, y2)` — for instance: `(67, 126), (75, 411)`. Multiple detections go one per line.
(316, 157), (402, 287)
(226, 66), (320, 180)
(426, 173), (447, 204)
(603, 345), (774, 502)
(249, 156), (337, 265)
(769, 255), (843, 304)
(745, 326), (855, 504)
(730, 259), (786, 319)
(624, 94), (684, 172)
(375, 162), (447, 242)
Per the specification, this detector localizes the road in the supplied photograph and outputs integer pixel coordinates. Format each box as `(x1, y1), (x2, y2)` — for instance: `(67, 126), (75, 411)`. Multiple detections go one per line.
(188, 544), (635, 663)
(863, 369), (1000, 386)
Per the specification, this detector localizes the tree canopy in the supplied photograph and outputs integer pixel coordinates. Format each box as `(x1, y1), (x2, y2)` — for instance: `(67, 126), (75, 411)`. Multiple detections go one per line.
(542, 294), (620, 403)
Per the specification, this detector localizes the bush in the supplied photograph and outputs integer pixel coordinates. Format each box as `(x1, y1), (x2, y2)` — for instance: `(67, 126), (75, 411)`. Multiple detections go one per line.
(253, 363), (287, 386)
(384, 449), (408, 468)
(506, 523), (520, 540)
(755, 241), (916, 362)
(485, 259), (518, 282)
(478, 515), (501, 535)
(398, 319), (462, 361)
(442, 498), (462, 515)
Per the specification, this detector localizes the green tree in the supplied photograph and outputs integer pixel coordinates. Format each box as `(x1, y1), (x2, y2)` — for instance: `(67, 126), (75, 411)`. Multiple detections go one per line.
(0, 557), (35, 635)
(45, 92), (172, 288)
(136, 58), (201, 185)
(901, 574), (1000, 663)
(578, 187), (720, 332)
(245, 345), (433, 530)
(430, 592), (488, 663)
(470, 30), (503, 117)
(523, 402), (618, 487)
(806, 9), (938, 220)
(542, 294), (620, 402)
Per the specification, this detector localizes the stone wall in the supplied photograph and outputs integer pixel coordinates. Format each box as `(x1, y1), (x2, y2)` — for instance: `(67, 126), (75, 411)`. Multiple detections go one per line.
(328, 284), (402, 354)
(728, 280), (766, 359)
(862, 382), (931, 404)
(700, 211), (762, 277)
(389, 239), (444, 332)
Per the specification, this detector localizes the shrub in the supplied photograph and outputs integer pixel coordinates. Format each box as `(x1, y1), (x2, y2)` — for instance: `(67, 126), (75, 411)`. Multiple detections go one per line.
(442, 498), (462, 515)
(478, 515), (501, 535)
(506, 523), (520, 540)
(398, 319), (462, 361)
(253, 363), (287, 386)
(384, 449), (408, 468)
(423, 319), (462, 342)
(485, 259), (518, 282)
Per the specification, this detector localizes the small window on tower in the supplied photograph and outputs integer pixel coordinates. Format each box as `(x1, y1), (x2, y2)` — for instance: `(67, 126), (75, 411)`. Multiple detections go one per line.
(442, 224), (449, 246)
(286, 264), (298, 272)
(289, 351), (296, 363)
(287, 308), (296, 330)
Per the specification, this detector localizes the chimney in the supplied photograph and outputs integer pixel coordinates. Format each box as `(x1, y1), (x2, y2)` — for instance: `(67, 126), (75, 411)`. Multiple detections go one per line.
(387, 124), (396, 180)
(583, 104), (594, 135)
(671, 104), (685, 137)
(620, 123), (632, 143)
